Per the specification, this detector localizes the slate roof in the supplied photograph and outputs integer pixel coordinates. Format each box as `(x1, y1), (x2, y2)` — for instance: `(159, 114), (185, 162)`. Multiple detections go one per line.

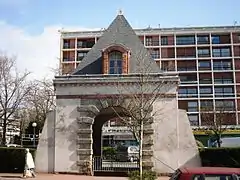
(72, 14), (160, 75)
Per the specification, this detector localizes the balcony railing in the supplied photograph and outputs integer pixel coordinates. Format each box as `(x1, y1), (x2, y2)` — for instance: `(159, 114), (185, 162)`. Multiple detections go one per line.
(145, 41), (159, 46)
(177, 67), (197, 71)
(178, 94), (198, 98)
(214, 93), (235, 97)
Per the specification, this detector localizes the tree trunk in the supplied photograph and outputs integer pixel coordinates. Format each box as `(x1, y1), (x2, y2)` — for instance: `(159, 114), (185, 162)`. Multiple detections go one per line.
(139, 120), (144, 180)
(1, 113), (7, 146)
(217, 134), (221, 147)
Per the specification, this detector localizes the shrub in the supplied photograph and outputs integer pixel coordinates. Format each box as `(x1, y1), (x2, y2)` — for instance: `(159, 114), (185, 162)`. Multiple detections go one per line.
(0, 147), (36, 173)
(199, 147), (240, 167)
(102, 146), (116, 159)
(128, 170), (157, 180)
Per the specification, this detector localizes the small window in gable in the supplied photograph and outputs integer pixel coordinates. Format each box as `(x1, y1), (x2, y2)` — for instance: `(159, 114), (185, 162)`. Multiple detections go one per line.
(109, 51), (122, 74)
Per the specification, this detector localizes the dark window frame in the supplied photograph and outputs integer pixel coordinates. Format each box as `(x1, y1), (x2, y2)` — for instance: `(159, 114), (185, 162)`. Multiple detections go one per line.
(176, 36), (195, 45)
(109, 51), (123, 74)
(161, 36), (168, 45)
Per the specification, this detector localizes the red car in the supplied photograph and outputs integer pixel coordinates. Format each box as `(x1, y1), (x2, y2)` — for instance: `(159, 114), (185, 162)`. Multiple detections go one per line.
(170, 167), (240, 180)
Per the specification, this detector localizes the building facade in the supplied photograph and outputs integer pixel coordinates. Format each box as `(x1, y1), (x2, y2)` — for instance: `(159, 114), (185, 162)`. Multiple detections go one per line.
(60, 26), (240, 126)
(36, 14), (200, 174)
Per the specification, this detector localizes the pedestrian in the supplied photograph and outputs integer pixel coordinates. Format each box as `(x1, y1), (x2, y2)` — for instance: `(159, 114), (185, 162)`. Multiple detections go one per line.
(23, 148), (36, 178)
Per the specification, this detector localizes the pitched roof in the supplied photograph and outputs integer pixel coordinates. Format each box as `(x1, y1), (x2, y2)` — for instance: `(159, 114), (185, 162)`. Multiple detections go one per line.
(72, 14), (160, 75)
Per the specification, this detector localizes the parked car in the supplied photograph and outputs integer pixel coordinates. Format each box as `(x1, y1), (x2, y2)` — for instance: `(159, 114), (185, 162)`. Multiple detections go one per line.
(115, 145), (139, 162)
(170, 167), (240, 180)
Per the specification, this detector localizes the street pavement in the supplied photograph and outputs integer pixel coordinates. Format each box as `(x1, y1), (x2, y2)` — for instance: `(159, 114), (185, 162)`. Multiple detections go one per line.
(0, 173), (170, 180)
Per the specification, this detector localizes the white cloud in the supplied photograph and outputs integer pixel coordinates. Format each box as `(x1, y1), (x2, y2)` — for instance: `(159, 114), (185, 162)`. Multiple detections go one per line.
(0, 21), (100, 80)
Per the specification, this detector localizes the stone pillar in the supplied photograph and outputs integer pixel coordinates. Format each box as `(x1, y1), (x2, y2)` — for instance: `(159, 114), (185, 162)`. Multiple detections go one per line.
(77, 105), (99, 175)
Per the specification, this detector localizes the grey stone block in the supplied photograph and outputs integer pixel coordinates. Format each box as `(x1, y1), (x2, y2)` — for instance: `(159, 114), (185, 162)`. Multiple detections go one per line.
(77, 138), (93, 144)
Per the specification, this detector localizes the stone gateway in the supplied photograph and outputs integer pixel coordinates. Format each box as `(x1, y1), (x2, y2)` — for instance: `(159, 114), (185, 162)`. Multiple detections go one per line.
(35, 13), (201, 175)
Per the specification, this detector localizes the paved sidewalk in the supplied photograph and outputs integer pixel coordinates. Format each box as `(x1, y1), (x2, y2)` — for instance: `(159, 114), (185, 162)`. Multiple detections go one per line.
(0, 173), (169, 180)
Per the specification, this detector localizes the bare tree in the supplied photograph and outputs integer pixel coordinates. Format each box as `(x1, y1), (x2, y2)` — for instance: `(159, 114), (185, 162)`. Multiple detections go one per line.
(96, 47), (176, 179)
(0, 53), (31, 145)
(24, 78), (55, 132)
(201, 102), (235, 147)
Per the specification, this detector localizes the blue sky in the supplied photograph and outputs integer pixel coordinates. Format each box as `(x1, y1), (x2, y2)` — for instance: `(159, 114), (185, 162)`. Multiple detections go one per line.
(0, 0), (239, 33)
(0, 0), (239, 79)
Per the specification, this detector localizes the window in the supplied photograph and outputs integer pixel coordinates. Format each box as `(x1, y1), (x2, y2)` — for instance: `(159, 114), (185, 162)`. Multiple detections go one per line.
(63, 39), (70, 49)
(178, 87), (198, 97)
(199, 87), (212, 97)
(77, 40), (95, 48)
(215, 87), (234, 97)
(198, 48), (210, 57)
(214, 77), (233, 84)
(197, 35), (209, 44)
(200, 100), (213, 110)
(188, 101), (198, 112)
(180, 75), (197, 84)
(161, 36), (168, 45)
(211, 35), (220, 44)
(177, 66), (196, 71)
(215, 100), (235, 111)
(77, 51), (88, 61)
(188, 114), (199, 126)
(213, 61), (232, 70)
(151, 49), (160, 59)
(145, 36), (152, 46)
(199, 78), (212, 84)
(176, 36), (195, 45)
(198, 61), (211, 70)
(109, 51), (122, 74)
(212, 48), (231, 57)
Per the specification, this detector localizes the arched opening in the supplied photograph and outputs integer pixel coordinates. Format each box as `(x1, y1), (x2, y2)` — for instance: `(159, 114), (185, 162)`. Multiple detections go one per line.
(109, 51), (123, 74)
(92, 106), (139, 173)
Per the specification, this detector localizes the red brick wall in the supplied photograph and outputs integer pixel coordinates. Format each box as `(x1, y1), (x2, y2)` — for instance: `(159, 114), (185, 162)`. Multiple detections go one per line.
(234, 46), (240, 56)
(235, 72), (240, 83)
(102, 52), (109, 74)
(161, 48), (175, 58)
(232, 33), (240, 43)
(167, 36), (174, 45)
(63, 51), (75, 61)
(69, 39), (75, 48)
(235, 59), (240, 69)
(122, 52), (128, 74)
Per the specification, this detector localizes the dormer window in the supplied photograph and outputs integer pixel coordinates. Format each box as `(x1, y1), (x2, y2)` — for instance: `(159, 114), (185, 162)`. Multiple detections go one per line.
(109, 51), (122, 74)
(102, 44), (129, 74)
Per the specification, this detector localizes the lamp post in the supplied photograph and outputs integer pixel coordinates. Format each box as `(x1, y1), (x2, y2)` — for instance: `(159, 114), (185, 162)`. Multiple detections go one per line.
(32, 122), (37, 148)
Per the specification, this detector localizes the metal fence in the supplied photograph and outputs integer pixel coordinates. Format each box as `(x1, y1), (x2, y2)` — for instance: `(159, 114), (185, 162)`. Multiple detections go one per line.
(93, 156), (139, 172)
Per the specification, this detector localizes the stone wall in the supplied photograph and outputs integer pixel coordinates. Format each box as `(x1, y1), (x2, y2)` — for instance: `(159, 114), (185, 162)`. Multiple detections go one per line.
(152, 98), (201, 173)
(54, 99), (80, 173)
(35, 110), (55, 173)
(35, 74), (201, 175)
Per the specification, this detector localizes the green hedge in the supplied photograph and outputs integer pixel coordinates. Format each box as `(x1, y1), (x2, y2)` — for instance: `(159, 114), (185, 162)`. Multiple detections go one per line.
(199, 147), (240, 167)
(0, 147), (36, 173)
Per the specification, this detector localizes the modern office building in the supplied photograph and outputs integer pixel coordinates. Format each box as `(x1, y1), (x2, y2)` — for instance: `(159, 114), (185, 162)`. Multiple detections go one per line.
(59, 25), (240, 126)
